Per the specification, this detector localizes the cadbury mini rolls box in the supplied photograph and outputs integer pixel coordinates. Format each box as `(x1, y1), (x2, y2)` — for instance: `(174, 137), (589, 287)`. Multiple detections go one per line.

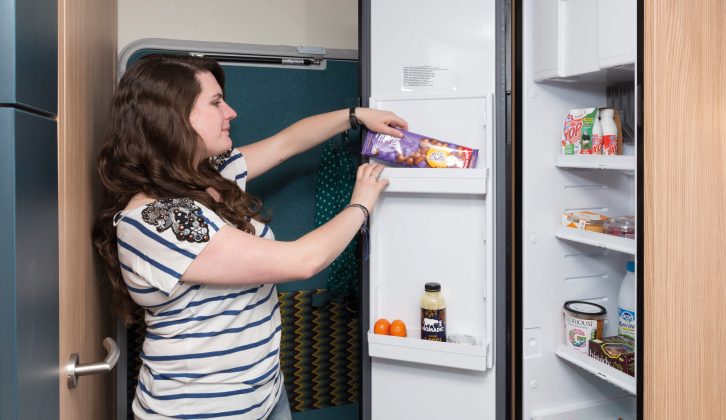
(588, 336), (635, 377)
(362, 129), (478, 168)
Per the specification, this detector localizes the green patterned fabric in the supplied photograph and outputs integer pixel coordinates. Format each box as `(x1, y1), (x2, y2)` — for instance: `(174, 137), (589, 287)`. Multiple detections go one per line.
(278, 289), (359, 412)
(314, 132), (360, 298)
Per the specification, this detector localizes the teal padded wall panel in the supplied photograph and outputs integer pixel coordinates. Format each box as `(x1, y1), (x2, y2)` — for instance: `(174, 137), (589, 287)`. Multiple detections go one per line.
(222, 61), (360, 293)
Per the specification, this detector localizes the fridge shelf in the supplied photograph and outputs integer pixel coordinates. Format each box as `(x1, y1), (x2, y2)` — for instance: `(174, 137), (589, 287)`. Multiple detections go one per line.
(555, 155), (635, 171)
(556, 344), (636, 396)
(378, 167), (488, 195)
(555, 226), (635, 255)
(367, 331), (488, 372)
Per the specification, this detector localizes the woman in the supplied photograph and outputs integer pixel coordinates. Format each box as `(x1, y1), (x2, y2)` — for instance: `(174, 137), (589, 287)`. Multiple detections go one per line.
(93, 54), (407, 419)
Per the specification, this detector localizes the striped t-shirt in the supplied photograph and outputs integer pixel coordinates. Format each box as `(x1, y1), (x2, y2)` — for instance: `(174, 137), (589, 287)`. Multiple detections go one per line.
(116, 149), (283, 419)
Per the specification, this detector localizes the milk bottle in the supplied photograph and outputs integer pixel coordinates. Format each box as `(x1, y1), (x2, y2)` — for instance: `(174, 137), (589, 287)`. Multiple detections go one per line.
(618, 261), (636, 340)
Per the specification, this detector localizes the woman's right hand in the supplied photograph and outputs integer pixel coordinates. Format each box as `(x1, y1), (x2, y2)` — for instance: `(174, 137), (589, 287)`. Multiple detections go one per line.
(349, 163), (389, 213)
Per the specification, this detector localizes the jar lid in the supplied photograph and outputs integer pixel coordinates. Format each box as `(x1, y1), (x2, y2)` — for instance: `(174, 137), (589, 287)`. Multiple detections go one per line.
(563, 300), (607, 316)
(425, 282), (441, 292)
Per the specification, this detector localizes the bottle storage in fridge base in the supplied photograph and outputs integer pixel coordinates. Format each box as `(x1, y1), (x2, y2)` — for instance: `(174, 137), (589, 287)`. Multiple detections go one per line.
(531, 395), (636, 420)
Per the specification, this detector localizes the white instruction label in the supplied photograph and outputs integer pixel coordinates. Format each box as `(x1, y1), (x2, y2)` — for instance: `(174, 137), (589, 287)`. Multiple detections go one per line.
(402, 65), (454, 91)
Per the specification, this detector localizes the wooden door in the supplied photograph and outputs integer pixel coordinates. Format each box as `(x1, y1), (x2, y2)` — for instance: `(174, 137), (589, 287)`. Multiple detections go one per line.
(58, 0), (118, 419)
(644, 0), (726, 418)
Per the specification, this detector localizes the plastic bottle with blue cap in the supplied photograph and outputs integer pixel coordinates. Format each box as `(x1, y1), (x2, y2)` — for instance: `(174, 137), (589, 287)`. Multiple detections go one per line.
(618, 261), (636, 340)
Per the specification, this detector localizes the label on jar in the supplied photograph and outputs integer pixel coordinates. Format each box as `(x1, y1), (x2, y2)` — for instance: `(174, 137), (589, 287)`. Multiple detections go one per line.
(618, 307), (636, 340)
(421, 308), (446, 341)
(564, 314), (602, 353)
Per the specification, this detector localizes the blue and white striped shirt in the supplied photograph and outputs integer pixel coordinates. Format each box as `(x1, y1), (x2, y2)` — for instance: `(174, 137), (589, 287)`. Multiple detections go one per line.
(117, 150), (283, 419)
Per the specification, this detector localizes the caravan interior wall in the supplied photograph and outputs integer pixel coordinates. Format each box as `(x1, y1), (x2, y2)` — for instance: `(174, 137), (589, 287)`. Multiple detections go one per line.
(118, 0), (358, 52)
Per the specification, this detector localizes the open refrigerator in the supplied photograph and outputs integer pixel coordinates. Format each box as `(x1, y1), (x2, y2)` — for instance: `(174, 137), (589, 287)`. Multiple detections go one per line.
(360, 0), (639, 418)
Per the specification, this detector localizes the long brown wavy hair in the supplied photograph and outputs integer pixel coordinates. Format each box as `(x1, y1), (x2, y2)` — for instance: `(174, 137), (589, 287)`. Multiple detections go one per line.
(93, 54), (267, 325)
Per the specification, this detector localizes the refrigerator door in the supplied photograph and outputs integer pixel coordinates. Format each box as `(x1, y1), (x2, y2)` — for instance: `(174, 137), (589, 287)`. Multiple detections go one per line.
(363, 1), (500, 418)
(0, 0), (57, 114)
(0, 108), (59, 420)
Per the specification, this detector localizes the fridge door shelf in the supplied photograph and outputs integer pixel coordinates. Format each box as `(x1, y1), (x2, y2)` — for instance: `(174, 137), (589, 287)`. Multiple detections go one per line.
(376, 167), (489, 195)
(555, 226), (635, 255)
(555, 343), (636, 396)
(367, 331), (488, 372)
(555, 155), (635, 172)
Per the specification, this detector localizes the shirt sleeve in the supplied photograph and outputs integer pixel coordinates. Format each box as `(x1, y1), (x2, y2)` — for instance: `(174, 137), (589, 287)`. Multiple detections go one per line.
(213, 148), (248, 191)
(116, 198), (227, 297)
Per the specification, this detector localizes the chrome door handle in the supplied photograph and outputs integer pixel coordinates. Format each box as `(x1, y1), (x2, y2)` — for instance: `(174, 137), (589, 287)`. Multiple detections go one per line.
(66, 337), (120, 389)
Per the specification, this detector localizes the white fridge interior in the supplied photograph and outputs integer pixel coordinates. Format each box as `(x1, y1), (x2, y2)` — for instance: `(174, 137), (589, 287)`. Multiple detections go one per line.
(365, 0), (497, 418)
(522, 0), (638, 418)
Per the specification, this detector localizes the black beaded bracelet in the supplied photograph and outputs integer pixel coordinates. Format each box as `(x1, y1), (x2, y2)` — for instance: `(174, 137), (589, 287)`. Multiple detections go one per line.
(349, 106), (360, 130)
(345, 203), (371, 261)
(345, 203), (369, 220)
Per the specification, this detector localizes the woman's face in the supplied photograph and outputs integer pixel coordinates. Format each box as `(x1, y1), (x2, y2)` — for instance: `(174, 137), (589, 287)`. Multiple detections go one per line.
(189, 71), (237, 158)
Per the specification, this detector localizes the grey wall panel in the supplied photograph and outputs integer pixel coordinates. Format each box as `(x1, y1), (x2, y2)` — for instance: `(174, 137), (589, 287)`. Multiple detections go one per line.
(0, 0), (57, 114)
(0, 108), (19, 420)
(15, 109), (58, 420)
(0, 0), (16, 104)
(0, 108), (59, 420)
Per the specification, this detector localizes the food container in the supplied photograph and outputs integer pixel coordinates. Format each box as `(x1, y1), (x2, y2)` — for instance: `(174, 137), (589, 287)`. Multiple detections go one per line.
(588, 336), (635, 377)
(562, 211), (611, 233)
(563, 301), (607, 354)
(561, 108), (598, 155)
(604, 216), (636, 239)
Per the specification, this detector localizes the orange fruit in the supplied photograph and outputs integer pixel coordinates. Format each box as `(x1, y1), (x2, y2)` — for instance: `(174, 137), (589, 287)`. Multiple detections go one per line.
(374, 318), (390, 335)
(389, 319), (407, 337)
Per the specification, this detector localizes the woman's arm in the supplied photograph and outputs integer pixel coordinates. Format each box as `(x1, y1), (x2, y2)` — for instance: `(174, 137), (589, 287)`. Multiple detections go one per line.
(238, 108), (407, 180)
(182, 163), (388, 286)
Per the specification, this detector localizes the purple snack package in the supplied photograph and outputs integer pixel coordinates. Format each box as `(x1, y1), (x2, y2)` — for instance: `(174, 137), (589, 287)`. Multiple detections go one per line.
(362, 129), (478, 168)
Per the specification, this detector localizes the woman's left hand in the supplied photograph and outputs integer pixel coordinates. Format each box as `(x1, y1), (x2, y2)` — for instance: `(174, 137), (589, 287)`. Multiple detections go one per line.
(355, 108), (409, 138)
